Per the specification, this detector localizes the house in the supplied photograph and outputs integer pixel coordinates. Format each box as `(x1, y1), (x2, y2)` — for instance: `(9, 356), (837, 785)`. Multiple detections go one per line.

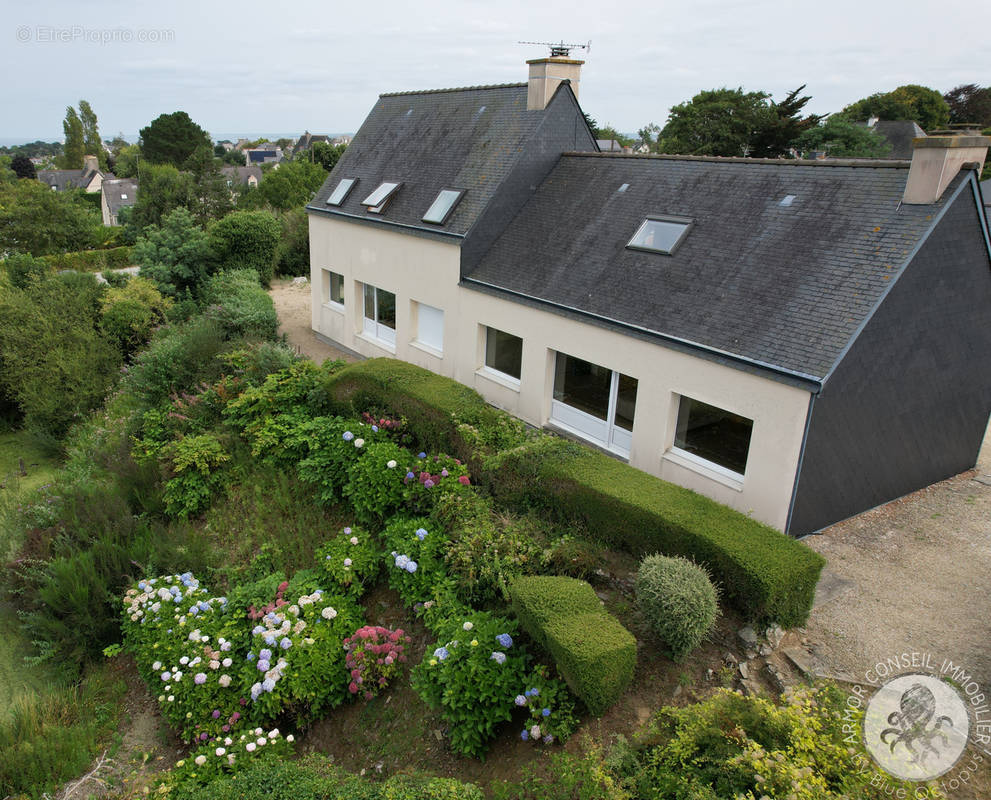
(220, 165), (263, 188)
(37, 154), (110, 193)
(860, 118), (928, 159)
(295, 131), (330, 152)
(101, 178), (137, 226)
(243, 143), (283, 165)
(307, 54), (991, 536)
(597, 138), (625, 152)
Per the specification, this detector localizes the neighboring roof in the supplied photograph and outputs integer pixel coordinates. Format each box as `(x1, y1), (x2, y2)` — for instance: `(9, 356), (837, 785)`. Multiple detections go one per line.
(597, 139), (624, 152)
(307, 83), (559, 236)
(861, 120), (927, 159)
(37, 169), (88, 191)
(465, 152), (960, 383)
(981, 179), (990, 205)
(221, 165), (263, 184)
(296, 132), (329, 150)
(102, 178), (137, 216)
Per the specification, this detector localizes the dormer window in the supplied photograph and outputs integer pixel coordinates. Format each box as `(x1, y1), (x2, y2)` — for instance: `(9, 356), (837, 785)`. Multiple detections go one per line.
(362, 181), (401, 214)
(626, 216), (693, 255)
(326, 178), (357, 206)
(422, 188), (465, 225)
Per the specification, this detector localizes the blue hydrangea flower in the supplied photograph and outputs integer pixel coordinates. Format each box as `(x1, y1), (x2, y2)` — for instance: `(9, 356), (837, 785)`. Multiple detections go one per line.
(491, 651), (507, 665)
(252, 625), (265, 635)
(496, 633), (513, 648)
(543, 734), (554, 744)
(433, 646), (449, 661)
(418, 452), (426, 459)
(521, 729), (529, 741)
(259, 649), (272, 661)
(530, 688), (540, 696)
(515, 694), (527, 706)
(415, 528), (428, 540)
(280, 637), (292, 650)
(257, 659), (270, 672)
(262, 678), (276, 692)
(371, 425), (379, 432)
(405, 560), (418, 573)
(406, 471), (415, 480)
(542, 708), (551, 717)
(264, 635), (276, 646)
(343, 431), (354, 441)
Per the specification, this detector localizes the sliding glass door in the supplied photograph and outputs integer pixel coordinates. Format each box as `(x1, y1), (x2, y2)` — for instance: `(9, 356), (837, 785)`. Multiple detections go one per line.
(550, 353), (637, 455)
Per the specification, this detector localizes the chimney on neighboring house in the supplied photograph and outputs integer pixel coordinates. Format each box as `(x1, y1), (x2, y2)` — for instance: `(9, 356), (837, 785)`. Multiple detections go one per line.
(527, 54), (584, 110)
(83, 154), (99, 174)
(903, 135), (990, 204)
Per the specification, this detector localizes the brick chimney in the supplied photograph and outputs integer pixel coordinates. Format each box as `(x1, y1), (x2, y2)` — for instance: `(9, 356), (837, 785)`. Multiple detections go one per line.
(903, 135), (990, 204)
(527, 55), (584, 110)
(83, 154), (99, 174)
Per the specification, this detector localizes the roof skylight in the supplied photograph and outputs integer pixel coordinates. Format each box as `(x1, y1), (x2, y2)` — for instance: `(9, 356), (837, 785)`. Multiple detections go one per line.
(422, 188), (465, 225)
(779, 194), (796, 207)
(361, 182), (401, 213)
(618, 183), (630, 193)
(626, 216), (693, 255)
(326, 178), (357, 206)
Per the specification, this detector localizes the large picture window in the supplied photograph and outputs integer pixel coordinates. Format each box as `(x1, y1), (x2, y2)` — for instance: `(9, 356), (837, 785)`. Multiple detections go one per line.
(362, 284), (396, 346)
(484, 327), (523, 381)
(673, 396), (753, 478)
(550, 353), (637, 456)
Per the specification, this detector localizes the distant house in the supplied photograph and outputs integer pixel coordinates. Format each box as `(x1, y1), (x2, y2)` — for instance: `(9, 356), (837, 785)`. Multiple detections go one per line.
(217, 140), (235, 152)
(307, 56), (991, 536)
(243, 143), (283, 165)
(596, 138), (624, 152)
(101, 178), (137, 226)
(860, 118), (928, 159)
(221, 165), (263, 188)
(295, 131), (330, 152)
(37, 155), (110, 193)
(330, 135), (352, 147)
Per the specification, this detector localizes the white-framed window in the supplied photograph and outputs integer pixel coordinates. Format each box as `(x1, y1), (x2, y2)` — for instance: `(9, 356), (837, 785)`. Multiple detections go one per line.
(414, 302), (444, 353)
(483, 327), (523, 381)
(671, 395), (753, 480)
(362, 283), (396, 346)
(321, 269), (344, 309)
(627, 216), (693, 255)
(550, 353), (637, 456)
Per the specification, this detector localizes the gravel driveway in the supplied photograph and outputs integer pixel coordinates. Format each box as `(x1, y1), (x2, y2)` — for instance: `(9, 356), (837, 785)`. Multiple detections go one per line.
(802, 422), (991, 686)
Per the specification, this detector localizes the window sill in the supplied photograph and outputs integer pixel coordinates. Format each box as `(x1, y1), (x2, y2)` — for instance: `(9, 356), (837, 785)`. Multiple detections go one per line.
(475, 366), (521, 393)
(322, 301), (345, 313)
(662, 447), (745, 491)
(356, 332), (396, 355)
(409, 340), (443, 359)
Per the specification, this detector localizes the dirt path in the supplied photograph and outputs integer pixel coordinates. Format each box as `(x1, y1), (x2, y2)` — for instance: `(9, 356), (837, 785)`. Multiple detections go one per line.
(269, 278), (358, 364)
(268, 279), (991, 687)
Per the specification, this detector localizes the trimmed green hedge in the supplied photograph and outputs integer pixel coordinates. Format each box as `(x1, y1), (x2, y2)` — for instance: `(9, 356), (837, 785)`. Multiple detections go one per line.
(319, 358), (524, 470)
(324, 359), (824, 627)
(510, 576), (635, 716)
(488, 438), (823, 628)
(42, 246), (132, 272)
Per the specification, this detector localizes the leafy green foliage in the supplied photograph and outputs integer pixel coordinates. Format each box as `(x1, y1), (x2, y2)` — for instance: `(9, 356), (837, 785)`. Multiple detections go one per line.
(200, 269), (279, 341)
(0, 177), (101, 255)
(411, 610), (526, 757)
(0, 252), (50, 288)
(256, 159), (327, 210)
(100, 276), (172, 358)
(42, 245), (132, 272)
(133, 206), (212, 297)
(61, 105), (84, 169)
(139, 111), (212, 167)
(78, 100), (106, 170)
(310, 141), (347, 172)
(316, 525), (380, 597)
(659, 87), (772, 157)
(381, 516), (451, 605)
(793, 115), (892, 158)
(343, 624), (409, 700)
(344, 440), (413, 524)
(0, 273), (120, 436)
(133, 162), (198, 229)
(944, 84), (991, 127)
(9, 153), (36, 180)
(162, 432), (231, 518)
(295, 418), (386, 505)
(275, 207), (311, 276)
(515, 663), (580, 745)
(635, 554), (719, 660)
(208, 210), (281, 286)
(840, 84), (950, 131)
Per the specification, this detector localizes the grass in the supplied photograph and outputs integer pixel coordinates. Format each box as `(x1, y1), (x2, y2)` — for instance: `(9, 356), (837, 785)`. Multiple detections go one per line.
(0, 605), (51, 724)
(0, 429), (59, 496)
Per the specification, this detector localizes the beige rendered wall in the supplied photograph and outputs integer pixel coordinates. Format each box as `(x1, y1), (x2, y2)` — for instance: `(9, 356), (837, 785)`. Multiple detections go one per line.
(309, 214), (811, 530)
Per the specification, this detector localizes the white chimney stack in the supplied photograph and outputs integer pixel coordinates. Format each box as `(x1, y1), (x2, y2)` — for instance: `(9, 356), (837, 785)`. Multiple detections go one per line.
(903, 135), (990, 204)
(527, 55), (584, 111)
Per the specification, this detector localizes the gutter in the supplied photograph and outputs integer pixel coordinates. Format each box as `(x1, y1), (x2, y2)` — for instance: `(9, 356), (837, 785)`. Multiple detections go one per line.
(460, 275), (824, 392)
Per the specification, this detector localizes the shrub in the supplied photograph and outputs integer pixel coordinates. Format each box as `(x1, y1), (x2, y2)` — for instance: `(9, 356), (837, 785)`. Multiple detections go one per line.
(343, 625), (409, 700)
(487, 438), (824, 628)
(636, 554), (719, 661)
(381, 774), (484, 800)
(100, 275), (172, 357)
(201, 269), (279, 341)
(381, 517), (451, 606)
(178, 756), (379, 800)
(1, 252), (50, 287)
(316, 525), (380, 596)
(513, 664), (580, 745)
(432, 492), (545, 603)
(162, 432), (231, 518)
(41, 245), (133, 272)
(208, 211), (281, 287)
(344, 440), (414, 524)
(296, 418), (386, 505)
(133, 207), (211, 297)
(509, 576), (635, 716)
(492, 740), (630, 800)
(411, 610), (526, 757)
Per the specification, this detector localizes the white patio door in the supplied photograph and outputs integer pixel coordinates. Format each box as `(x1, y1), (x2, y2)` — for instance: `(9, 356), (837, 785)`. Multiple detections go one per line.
(550, 353), (637, 456)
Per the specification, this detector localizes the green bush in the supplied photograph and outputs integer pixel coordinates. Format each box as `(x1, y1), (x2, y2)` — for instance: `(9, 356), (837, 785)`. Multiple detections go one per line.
(487, 438), (824, 628)
(316, 525), (380, 597)
(162, 432), (231, 518)
(344, 440), (413, 525)
(381, 516), (450, 606)
(208, 210), (281, 287)
(492, 742), (630, 800)
(41, 245), (132, 272)
(201, 269), (279, 341)
(636, 554), (719, 661)
(509, 576), (635, 716)
(180, 757), (379, 800)
(100, 275), (172, 358)
(1, 252), (51, 287)
(295, 418), (387, 505)
(381, 774), (484, 800)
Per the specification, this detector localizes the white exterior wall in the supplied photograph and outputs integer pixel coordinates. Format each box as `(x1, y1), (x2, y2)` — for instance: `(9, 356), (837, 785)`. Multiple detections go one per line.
(310, 214), (811, 531)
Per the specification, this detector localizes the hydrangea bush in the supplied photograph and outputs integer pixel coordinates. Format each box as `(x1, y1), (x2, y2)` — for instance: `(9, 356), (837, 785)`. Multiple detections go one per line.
(411, 611), (527, 757)
(297, 417), (387, 505)
(316, 525), (380, 597)
(164, 725), (294, 794)
(344, 625), (409, 700)
(514, 665), (579, 745)
(381, 517), (451, 606)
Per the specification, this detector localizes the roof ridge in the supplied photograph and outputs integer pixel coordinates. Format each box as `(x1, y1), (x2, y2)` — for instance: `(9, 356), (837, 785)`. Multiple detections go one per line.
(380, 82), (527, 98)
(561, 151), (913, 169)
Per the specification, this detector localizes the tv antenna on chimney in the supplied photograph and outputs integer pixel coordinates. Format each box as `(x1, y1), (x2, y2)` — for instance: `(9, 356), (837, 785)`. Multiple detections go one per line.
(518, 40), (590, 58)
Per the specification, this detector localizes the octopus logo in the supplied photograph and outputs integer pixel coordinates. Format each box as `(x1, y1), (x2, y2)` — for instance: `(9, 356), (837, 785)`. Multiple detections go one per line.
(863, 673), (971, 781)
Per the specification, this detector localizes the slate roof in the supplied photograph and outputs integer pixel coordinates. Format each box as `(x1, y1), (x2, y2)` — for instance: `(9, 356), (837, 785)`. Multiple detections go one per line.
(861, 120), (927, 159)
(464, 152), (957, 382)
(221, 165), (263, 185)
(37, 168), (98, 191)
(102, 178), (137, 217)
(307, 83), (553, 237)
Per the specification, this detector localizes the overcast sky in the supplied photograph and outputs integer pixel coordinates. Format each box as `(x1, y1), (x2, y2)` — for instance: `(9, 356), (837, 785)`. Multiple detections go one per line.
(3, 0), (989, 144)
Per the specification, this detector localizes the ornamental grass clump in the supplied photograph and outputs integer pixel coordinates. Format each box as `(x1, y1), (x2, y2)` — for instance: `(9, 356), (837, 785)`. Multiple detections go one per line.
(343, 625), (409, 700)
(635, 554), (719, 661)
